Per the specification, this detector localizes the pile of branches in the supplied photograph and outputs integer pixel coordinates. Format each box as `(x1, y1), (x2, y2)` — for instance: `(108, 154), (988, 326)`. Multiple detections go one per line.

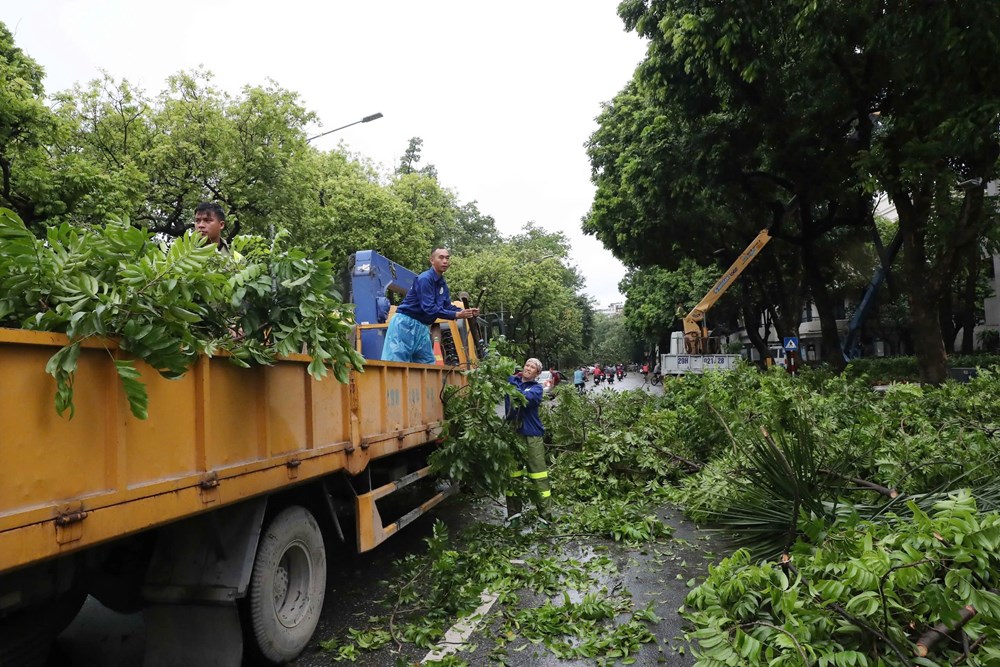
(542, 367), (1000, 666)
(0, 208), (363, 418)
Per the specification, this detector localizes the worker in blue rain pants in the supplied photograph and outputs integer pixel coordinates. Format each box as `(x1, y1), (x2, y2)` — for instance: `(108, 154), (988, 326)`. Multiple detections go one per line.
(504, 357), (552, 521)
(381, 247), (479, 363)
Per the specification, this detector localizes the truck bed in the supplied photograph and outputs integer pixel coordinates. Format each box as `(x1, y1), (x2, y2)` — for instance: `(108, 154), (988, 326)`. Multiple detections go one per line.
(0, 327), (460, 575)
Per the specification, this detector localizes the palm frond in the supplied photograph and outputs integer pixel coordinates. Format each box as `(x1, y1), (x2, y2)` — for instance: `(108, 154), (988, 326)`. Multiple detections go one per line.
(702, 423), (853, 560)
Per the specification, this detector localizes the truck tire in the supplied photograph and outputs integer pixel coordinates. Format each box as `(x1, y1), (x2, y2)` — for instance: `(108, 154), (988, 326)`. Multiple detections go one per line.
(0, 587), (86, 667)
(245, 506), (327, 664)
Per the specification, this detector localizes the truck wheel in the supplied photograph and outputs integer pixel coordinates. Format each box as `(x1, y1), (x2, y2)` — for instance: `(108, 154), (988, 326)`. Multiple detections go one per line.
(245, 506), (327, 664)
(0, 587), (86, 667)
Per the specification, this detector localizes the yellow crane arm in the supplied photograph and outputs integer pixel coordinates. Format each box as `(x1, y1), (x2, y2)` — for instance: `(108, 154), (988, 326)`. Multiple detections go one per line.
(683, 229), (773, 341)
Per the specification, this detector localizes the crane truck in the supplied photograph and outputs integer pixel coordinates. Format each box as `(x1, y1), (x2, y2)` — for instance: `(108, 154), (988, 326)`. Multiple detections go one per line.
(662, 229), (772, 376)
(0, 249), (479, 666)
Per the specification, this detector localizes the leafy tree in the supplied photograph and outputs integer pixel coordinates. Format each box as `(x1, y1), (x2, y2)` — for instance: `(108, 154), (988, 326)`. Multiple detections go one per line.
(574, 293), (597, 361)
(389, 170), (460, 251)
(619, 261), (717, 355)
(290, 150), (432, 270)
(387, 137), (501, 256)
(854, 3), (1000, 381)
(0, 23), (566, 354)
(587, 1), (875, 368)
(593, 1), (1000, 383)
(46, 68), (318, 239)
(50, 75), (154, 225)
(447, 225), (590, 367)
(0, 22), (114, 229)
(449, 200), (501, 254)
(396, 136), (436, 179)
(584, 71), (816, 365)
(145, 70), (316, 237)
(588, 313), (637, 366)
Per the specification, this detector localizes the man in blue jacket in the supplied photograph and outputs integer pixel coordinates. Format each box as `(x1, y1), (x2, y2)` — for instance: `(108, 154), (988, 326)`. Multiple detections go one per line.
(381, 248), (479, 363)
(505, 357), (551, 521)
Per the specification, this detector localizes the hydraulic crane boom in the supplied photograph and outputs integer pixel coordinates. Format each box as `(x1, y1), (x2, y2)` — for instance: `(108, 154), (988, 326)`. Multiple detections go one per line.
(841, 229), (902, 361)
(683, 229), (772, 354)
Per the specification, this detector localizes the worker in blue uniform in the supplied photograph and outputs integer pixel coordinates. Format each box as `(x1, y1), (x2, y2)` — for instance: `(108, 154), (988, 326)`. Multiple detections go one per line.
(381, 248), (478, 363)
(504, 357), (552, 521)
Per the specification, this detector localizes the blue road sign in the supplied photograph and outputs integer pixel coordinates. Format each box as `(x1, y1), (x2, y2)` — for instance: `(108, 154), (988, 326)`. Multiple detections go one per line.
(783, 337), (799, 352)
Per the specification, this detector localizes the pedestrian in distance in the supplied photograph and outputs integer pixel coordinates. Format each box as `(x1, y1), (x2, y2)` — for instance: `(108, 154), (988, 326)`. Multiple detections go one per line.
(381, 248), (478, 364)
(504, 357), (552, 523)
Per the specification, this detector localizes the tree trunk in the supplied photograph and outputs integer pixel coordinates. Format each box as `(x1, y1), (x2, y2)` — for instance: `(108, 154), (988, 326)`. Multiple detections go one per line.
(960, 245), (980, 355)
(908, 283), (948, 383)
(944, 176), (991, 356)
(760, 251), (801, 347)
(801, 243), (846, 371)
(939, 291), (956, 354)
(895, 189), (948, 385)
(740, 281), (769, 367)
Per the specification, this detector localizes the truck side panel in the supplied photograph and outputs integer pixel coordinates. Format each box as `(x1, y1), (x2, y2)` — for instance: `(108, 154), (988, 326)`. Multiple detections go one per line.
(0, 328), (458, 576)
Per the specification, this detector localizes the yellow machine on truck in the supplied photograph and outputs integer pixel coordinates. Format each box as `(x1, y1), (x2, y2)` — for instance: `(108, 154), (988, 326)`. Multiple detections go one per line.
(0, 250), (479, 666)
(662, 229), (772, 375)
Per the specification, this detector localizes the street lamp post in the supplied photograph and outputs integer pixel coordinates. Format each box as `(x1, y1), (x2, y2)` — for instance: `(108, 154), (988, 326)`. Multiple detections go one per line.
(307, 112), (383, 143)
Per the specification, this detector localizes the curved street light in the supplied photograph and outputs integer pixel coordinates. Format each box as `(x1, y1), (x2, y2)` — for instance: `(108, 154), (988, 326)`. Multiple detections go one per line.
(307, 112), (383, 143)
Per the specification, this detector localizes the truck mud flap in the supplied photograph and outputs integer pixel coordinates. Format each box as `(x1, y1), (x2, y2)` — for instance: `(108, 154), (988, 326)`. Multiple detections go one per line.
(355, 466), (456, 552)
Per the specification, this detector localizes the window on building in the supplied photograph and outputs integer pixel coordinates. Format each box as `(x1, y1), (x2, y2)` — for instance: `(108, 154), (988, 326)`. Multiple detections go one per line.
(801, 299), (813, 323)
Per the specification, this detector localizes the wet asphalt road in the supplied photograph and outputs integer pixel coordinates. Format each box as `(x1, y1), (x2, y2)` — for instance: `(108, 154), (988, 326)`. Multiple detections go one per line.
(54, 373), (720, 667)
(584, 371), (661, 396)
(287, 498), (718, 667)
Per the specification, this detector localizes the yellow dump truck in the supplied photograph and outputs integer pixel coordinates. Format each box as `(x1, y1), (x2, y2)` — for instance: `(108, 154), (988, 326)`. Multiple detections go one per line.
(0, 282), (479, 666)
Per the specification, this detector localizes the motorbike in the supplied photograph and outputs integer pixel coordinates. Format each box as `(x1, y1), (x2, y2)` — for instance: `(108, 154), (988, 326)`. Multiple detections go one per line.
(606, 371), (615, 384)
(616, 369), (624, 381)
(593, 373), (603, 386)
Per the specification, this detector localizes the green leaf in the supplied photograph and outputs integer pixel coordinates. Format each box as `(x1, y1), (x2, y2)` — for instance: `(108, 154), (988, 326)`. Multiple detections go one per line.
(115, 359), (149, 419)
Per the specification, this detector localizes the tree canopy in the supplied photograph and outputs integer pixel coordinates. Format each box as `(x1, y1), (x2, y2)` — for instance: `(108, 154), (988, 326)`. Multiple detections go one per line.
(446, 224), (592, 367)
(0, 21), (592, 367)
(587, 0), (1000, 382)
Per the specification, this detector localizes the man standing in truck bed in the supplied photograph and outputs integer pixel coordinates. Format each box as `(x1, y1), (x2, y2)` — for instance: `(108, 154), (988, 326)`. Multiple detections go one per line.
(194, 202), (229, 251)
(381, 247), (479, 364)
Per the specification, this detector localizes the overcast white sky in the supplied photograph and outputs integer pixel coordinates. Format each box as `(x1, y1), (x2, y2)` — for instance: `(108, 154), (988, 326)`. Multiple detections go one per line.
(4, 1), (647, 307)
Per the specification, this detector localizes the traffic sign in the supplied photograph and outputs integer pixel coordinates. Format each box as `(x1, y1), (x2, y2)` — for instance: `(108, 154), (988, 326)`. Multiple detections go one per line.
(783, 337), (799, 352)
